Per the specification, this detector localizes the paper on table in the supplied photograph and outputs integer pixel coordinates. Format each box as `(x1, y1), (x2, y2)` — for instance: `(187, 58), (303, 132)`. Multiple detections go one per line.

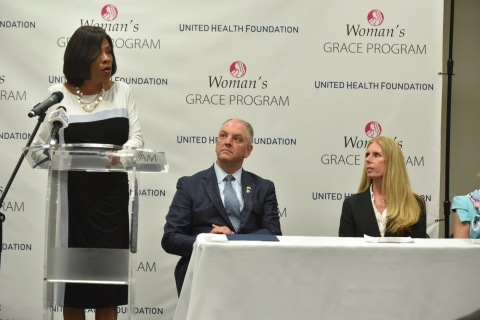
(204, 234), (280, 242)
(203, 234), (229, 242)
(226, 234), (279, 241)
(364, 234), (414, 243)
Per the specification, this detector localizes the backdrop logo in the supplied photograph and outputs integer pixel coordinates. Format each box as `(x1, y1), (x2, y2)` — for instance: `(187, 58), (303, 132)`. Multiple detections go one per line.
(367, 9), (384, 26)
(365, 121), (382, 138)
(230, 61), (247, 78)
(101, 4), (119, 21)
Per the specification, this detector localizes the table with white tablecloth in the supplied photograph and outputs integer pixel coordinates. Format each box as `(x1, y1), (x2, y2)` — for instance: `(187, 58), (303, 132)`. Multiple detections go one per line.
(174, 234), (479, 320)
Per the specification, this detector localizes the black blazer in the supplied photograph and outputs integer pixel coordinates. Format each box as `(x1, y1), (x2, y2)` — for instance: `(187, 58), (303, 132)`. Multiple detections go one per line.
(339, 189), (427, 238)
(162, 165), (282, 294)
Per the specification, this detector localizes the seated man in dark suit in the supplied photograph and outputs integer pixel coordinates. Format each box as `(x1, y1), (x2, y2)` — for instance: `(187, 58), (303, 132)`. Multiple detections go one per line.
(161, 118), (282, 295)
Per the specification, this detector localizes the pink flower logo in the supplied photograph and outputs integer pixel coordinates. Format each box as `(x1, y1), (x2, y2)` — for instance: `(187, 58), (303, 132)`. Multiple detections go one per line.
(101, 4), (118, 21)
(230, 61), (247, 78)
(365, 121), (382, 138)
(367, 9), (384, 27)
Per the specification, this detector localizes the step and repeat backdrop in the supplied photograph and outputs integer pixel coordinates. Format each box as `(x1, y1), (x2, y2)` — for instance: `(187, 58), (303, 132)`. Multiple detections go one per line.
(1, 0), (443, 319)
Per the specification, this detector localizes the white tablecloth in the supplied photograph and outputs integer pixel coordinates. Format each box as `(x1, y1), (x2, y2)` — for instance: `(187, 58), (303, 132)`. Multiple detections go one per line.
(174, 234), (480, 320)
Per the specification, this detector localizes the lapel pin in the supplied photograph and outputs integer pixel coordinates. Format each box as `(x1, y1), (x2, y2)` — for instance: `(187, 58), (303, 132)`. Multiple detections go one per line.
(246, 186), (251, 193)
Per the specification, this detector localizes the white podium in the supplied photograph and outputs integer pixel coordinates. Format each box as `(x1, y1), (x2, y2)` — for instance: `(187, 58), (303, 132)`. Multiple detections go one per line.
(23, 143), (168, 320)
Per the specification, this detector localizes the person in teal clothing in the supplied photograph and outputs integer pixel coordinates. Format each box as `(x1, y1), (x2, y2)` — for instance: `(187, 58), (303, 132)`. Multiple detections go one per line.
(451, 190), (480, 238)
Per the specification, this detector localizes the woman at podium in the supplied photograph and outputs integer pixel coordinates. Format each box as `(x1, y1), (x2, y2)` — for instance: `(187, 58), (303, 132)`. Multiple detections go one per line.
(32, 26), (144, 320)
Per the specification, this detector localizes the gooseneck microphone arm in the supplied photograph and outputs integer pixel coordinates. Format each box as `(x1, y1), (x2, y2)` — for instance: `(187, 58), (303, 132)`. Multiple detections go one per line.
(0, 110), (48, 268)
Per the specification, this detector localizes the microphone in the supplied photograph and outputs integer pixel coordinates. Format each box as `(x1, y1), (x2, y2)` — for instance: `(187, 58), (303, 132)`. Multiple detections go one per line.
(28, 91), (64, 118)
(47, 106), (69, 145)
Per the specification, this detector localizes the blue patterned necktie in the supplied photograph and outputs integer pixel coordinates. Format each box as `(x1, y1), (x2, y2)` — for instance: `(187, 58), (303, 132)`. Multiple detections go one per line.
(224, 175), (241, 232)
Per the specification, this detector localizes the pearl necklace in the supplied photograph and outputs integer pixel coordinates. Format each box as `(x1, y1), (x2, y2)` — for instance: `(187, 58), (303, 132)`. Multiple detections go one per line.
(75, 86), (105, 113)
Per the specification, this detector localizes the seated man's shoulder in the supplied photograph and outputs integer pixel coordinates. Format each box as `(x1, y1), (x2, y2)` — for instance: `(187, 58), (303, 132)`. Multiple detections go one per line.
(178, 167), (213, 184)
(243, 170), (273, 184)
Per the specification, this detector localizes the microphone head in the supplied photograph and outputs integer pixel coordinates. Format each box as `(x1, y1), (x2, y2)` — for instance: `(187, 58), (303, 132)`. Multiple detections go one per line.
(52, 91), (64, 103)
(27, 91), (65, 118)
(48, 106), (69, 128)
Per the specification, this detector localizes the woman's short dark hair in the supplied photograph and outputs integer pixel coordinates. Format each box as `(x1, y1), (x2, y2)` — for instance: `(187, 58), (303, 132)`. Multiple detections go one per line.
(63, 26), (117, 87)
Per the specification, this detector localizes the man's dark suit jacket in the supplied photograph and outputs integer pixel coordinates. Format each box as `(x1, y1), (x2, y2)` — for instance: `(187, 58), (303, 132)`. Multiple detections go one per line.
(162, 165), (282, 294)
(339, 189), (427, 238)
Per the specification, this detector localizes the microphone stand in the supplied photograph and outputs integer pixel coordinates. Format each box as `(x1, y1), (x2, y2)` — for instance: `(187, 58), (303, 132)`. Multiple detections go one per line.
(0, 111), (47, 268)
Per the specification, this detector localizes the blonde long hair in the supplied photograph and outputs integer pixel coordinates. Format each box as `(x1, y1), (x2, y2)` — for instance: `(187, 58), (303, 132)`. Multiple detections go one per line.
(358, 136), (421, 234)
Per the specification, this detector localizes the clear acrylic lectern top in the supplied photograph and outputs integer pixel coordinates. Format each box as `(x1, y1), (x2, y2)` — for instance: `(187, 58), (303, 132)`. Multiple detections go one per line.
(24, 143), (168, 173)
